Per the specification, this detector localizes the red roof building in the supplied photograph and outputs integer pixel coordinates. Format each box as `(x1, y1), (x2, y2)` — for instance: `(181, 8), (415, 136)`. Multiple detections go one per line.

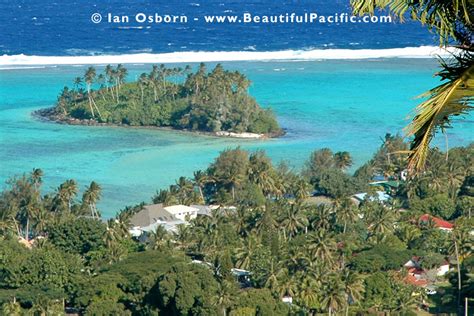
(419, 214), (454, 231)
(406, 274), (429, 287)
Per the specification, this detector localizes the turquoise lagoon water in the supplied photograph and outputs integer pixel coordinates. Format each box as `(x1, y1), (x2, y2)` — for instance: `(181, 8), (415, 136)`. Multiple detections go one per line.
(1, 59), (472, 217)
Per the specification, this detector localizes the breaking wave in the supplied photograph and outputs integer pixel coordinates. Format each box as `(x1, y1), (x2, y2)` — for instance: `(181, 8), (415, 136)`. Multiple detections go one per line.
(0, 46), (455, 66)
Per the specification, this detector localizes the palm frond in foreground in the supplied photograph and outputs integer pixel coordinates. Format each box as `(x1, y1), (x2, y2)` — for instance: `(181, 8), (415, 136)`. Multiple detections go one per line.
(350, 0), (473, 172)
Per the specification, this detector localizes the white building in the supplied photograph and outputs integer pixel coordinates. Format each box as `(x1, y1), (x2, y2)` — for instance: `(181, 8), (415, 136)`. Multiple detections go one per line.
(436, 262), (450, 276)
(163, 204), (198, 221)
(128, 203), (199, 237)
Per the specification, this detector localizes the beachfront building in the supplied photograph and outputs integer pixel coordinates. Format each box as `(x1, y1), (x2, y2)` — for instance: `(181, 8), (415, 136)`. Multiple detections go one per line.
(129, 204), (199, 237)
(162, 204), (199, 221)
(191, 204), (215, 217)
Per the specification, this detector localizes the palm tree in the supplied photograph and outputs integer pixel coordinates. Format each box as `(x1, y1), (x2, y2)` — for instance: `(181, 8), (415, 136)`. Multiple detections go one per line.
(173, 176), (194, 204)
(31, 168), (43, 192)
(82, 181), (101, 218)
(308, 230), (337, 265)
(445, 161), (465, 198)
(192, 170), (210, 203)
(210, 148), (249, 201)
(235, 233), (259, 269)
(321, 273), (347, 316)
(448, 222), (473, 307)
(297, 275), (320, 313)
(117, 64), (128, 89)
(372, 134), (408, 177)
(30, 298), (64, 316)
(105, 64), (114, 99)
(149, 65), (159, 101)
(96, 73), (106, 101)
(393, 285), (420, 314)
(148, 225), (170, 250)
(363, 201), (397, 243)
(275, 269), (298, 299)
(200, 216), (219, 252)
(351, 0), (473, 172)
(1, 297), (21, 315)
(396, 222), (421, 246)
(263, 259), (286, 293)
(30, 168), (43, 217)
(215, 279), (236, 316)
(0, 204), (18, 237)
(234, 207), (250, 237)
(111, 69), (120, 102)
(3, 175), (41, 240)
(280, 202), (308, 239)
(309, 204), (335, 232)
(31, 207), (50, 236)
(57, 179), (78, 213)
(174, 223), (192, 249)
(294, 178), (311, 202)
(193, 63), (207, 96)
(84, 66), (98, 118)
(73, 76), (82, 92)
(341, 269), (365, 315)
(102, 219), (128, 263)
(336, 198), (358, 234)
(138, 73), (148, 103)
(334, 151), (353, 171)
(248, 151), (281, 197)
(72, 76), (83, 105)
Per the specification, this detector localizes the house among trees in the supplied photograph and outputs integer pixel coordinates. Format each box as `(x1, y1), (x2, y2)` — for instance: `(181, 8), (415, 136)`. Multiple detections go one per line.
(403, 255), (452, 293)
(351, 191), (391, 205)
(368, 180), (401, 195)
(190, 204), (215, 217)
(231, 268), (252, 288)
(129, 204), (199, 237)
(404, 256), (450, 277)
(419, 214), (454, 231)
(404, 257), (431, 288)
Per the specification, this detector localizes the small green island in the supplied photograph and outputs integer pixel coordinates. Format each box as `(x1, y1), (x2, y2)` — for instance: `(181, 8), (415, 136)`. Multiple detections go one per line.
(38, 63), (283, 138)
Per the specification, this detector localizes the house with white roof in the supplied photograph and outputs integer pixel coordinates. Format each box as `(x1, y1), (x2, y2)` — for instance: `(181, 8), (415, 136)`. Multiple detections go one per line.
(163, 204), (199, 221)
(352, 190), (391, 205)
(128, 203), (199, 237)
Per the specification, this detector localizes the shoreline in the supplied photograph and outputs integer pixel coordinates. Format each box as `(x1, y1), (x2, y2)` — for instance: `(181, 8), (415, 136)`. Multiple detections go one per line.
(33, 107), (285, 140)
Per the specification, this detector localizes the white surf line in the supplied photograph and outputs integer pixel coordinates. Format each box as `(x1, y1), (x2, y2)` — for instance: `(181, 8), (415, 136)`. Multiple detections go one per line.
(0, 46), (456, 66)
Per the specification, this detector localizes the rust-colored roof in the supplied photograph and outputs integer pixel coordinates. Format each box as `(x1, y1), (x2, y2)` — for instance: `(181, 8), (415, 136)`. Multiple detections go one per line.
(419, 214), (454, 229)
(405, 274), (428, 287)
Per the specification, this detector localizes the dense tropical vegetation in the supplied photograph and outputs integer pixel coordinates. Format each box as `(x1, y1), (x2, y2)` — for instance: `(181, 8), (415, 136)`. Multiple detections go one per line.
(50, 63), (281, 136)
(1, 135), (473, 315)
(3, 1), (472, 314)
(351, 0), (474, 172)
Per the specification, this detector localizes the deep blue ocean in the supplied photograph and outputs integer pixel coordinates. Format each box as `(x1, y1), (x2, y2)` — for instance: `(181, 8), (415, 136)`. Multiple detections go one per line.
(0, 0), (436, 55)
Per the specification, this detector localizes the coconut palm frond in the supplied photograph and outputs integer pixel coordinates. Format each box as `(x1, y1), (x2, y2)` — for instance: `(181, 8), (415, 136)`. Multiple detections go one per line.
(350, 0), (473, 175)
(350, 0), (410, 19)
(405, 59), (474, 172)
(350, 0), (472, 45)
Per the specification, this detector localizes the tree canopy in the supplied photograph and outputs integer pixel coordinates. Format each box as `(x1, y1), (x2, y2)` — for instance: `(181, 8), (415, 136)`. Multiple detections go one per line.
(53, 63), (282, 136)
(1, 139), (472, 314)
